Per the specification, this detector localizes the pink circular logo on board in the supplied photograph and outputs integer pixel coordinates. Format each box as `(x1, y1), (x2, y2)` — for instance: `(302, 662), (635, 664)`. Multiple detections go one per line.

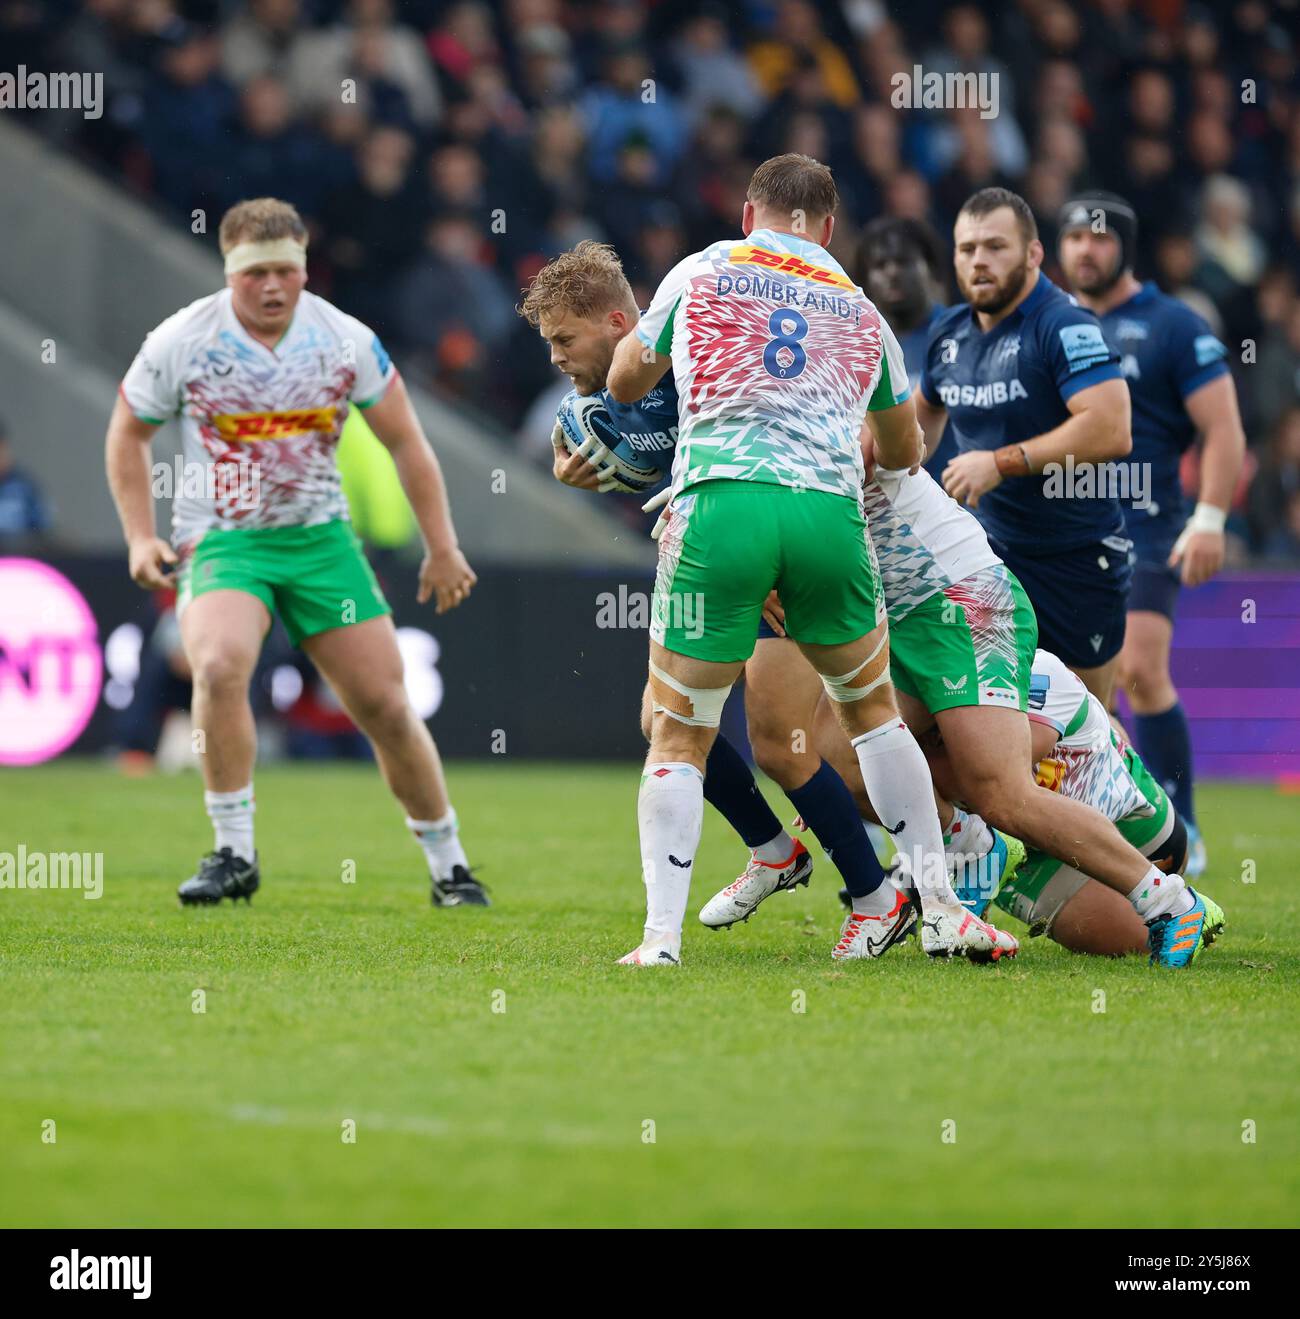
(0, 559), (103, 766)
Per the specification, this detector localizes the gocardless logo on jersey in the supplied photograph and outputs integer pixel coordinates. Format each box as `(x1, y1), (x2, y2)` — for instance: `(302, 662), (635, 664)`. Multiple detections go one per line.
(726, 245), (856, 290)
(209, 406), (341, 441)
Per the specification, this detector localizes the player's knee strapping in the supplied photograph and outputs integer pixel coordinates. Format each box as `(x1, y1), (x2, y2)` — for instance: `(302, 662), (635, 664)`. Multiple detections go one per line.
(820, 631), (890, 704)
(648, 661), (733, 728)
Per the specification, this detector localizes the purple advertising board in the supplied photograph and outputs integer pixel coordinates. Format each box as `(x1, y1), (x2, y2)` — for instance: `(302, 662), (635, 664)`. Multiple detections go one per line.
(1129, 574), (1300, 783)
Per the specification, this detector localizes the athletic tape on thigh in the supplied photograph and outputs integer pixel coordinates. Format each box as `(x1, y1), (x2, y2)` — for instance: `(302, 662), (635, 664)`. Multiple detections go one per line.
(648, 661), (733, 727)
(820, 629), (891, 704)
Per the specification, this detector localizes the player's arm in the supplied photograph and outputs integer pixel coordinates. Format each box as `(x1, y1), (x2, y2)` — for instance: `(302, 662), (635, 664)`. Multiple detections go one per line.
(944, 378), (1131, 507)
(364, 374), (477, 613)
(1171, 373), (1246, 586)
(608, 255), (691, 403)
(607, 334), (670, 403)
(861, 315), (922, 472)
(105, 392), (176, 589)
(914, 392), (949, 463)
(863, 396), (925, 474)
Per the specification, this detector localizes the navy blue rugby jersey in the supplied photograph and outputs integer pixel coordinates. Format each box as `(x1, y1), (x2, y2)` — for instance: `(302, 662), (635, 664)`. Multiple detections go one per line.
(920, 275), (1125, 551)
(1098, 281), (1229, 558)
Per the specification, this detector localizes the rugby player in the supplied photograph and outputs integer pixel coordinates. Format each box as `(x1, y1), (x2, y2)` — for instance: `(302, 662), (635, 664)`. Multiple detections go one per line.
(852, 216), (957, 481)
(1057, 192), (1246, 876)
(606, 154), (1008, 967)
(943, 649), (1199, 959)
(702, 458), (1227, 969)
(106, 198), (485, 908)
(922, 188), (1134, 705)
(518, 241), (909, 960)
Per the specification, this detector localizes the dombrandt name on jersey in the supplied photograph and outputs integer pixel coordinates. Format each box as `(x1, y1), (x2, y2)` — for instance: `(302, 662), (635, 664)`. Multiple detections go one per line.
(936, 378), (1029, 408)
(715, 274), (865, 326)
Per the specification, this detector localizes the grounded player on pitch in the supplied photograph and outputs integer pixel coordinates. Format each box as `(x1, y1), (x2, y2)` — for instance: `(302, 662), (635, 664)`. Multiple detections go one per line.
(106, 198), (487, 908)
(606, 154), (1014, 967)
(701, 458), (1226, 968)
(1057, 191), (1246, 878)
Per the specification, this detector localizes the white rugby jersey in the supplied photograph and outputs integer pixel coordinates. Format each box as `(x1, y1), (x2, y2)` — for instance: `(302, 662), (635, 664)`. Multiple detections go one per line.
(1026, 649), (1151, 823)
(862, 465), (1002, 623)
(635, 228), (910, 502)
(120, 288), (396, 548)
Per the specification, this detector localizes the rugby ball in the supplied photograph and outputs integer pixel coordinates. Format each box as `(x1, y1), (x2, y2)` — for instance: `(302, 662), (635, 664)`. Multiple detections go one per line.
(556, 391), (662, 495)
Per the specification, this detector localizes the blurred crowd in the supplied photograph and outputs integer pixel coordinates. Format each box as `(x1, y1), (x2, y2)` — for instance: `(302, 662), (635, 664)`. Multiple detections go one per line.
(5, 0), (1300, 560)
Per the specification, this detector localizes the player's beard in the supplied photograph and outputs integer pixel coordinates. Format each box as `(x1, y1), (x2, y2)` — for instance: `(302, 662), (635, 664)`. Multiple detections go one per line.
(574, 344), (617, 396)
(961, 259), (1031, 315)
(1065, 249), (1123, 297)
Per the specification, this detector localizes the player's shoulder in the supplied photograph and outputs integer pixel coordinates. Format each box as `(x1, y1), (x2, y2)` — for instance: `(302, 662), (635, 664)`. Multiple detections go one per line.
(1145, 285), (1219, 340)
(927, 302), (970, 343)
(140, 290), (228, 351)
(1026, 276), (1100, 331)
(296, 289), (374, 340)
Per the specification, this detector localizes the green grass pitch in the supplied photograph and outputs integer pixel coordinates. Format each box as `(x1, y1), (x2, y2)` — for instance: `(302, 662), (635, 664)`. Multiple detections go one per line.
(1, 760), (1297, 1228)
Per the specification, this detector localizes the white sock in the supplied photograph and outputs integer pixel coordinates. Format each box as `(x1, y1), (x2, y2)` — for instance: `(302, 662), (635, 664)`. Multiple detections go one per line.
(638, 762), (704, 952)
(1128, 866), (1194, 920)
(407, 809), (469, 880)
(851, 719), (957, 907)
(753, 830), (795, 863)
(206, 784), (255, 861)
(944, 807), (993, 859)
(852, 881), (901, 918)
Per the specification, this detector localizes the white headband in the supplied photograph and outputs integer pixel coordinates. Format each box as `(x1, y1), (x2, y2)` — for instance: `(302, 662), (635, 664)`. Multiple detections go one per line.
(224, 239), (308, 276)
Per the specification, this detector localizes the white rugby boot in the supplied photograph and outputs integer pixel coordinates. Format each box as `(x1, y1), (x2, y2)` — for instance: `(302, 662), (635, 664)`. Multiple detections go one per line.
(616, 933), (681, 967)
(920, 900), (1017, 960)
(830, 888), (917, 961)
(698, 839), (813, 929)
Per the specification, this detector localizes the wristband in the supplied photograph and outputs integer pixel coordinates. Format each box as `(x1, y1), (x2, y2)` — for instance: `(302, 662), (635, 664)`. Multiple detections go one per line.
(1186, 502), (1227, 535)
(993, 443), (1031, 477)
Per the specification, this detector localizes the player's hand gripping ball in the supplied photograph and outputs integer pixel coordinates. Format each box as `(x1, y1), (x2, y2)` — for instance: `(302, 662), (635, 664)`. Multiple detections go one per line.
(555, 391), (662, 495)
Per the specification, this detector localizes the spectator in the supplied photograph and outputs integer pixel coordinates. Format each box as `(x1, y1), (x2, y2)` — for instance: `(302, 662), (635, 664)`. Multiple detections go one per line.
(286, 0), (441, 131)
(581, 42), (688, 186)
(137, 25), (236, 215)
(1254, 295), (1300, 443)
(748, 0), (859, 110)
(0, 421), (52, 544)
(1195, 174), (1267, 312)
(426, 0), (501, 99)
(394, 211), (517, 409)
(320, 126), (424, 336)
(669, 8), (763, 125)
(220, 75), (327, 217)
(1248, 406), (1300, 553)
(221, 0), (301, 87)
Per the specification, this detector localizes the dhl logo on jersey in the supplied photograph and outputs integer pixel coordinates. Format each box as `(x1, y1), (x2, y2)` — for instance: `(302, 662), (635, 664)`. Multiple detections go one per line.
(727, 245), (856, 291)
(210, 407), (341, 441)
(1034, 757), (1066, 793)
